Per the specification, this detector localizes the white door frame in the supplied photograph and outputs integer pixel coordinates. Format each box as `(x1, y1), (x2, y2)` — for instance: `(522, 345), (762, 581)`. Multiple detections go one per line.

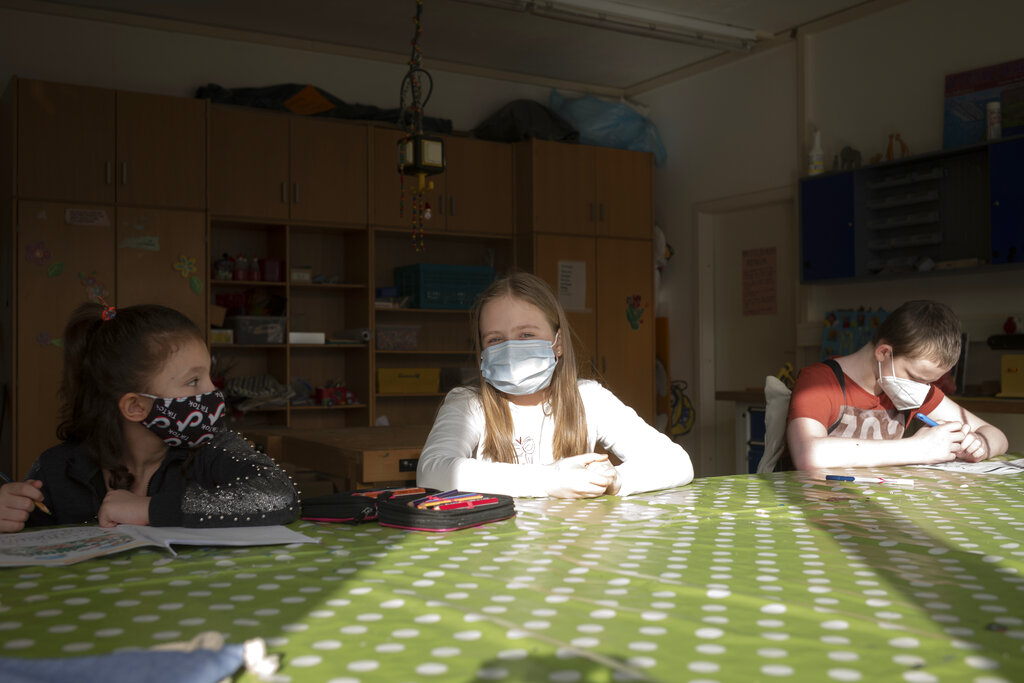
(693, 185), (796, 477)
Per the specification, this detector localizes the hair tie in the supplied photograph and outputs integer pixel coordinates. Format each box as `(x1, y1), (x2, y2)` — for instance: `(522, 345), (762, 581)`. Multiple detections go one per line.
(96, 296), (117, 321)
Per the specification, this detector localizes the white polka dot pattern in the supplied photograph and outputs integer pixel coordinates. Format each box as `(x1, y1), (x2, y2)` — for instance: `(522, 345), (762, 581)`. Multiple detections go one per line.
(1, 467), (1022, 681)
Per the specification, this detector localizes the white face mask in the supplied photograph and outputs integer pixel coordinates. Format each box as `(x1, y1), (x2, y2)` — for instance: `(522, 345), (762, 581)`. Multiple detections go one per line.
(480, 332), (559, 396)
(877, 356), (930, 410)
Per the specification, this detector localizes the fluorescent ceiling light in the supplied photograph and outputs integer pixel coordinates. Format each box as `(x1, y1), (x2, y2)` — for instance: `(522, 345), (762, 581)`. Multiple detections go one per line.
(454, 0), (762, 51)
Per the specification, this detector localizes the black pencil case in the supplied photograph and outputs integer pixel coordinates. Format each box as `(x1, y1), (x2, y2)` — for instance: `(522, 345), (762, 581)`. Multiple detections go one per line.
(377, 491), (516, 531)
(301, 486), (436, 523)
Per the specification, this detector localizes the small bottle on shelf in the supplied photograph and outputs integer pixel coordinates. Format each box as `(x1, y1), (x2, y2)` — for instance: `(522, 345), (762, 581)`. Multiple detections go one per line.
(808, 130), (824, 176)
(234, 254), (249, 281)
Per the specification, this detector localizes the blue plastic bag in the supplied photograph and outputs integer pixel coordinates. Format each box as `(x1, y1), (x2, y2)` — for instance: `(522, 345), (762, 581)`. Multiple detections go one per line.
(549, 90), (667, 166)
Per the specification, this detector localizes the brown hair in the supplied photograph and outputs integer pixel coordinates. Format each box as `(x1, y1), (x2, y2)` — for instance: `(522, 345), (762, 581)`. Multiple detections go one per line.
(873, 300), (962, 368)
(57, 302), (206, 490)
(470, 272), (588, 463)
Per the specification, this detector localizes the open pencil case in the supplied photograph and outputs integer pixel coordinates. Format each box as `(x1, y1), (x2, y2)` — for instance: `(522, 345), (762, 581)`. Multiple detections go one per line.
(301, 486), (434, 523)
(376, 490), (516, 532)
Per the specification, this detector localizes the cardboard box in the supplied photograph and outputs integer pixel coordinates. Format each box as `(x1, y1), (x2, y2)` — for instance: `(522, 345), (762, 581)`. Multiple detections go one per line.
(289, 331), (326, 344)
(377, 368), (440, 394)
(226, 316), (286, 344)
(209, 328), (234, 344)
(375, 325), (419, 351)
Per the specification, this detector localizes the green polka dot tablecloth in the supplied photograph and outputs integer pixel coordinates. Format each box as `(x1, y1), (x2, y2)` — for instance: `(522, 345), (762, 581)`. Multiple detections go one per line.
(2, 466), (1023, 682)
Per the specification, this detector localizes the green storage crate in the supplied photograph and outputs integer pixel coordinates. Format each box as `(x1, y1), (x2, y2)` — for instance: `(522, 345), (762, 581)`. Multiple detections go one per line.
(395, 264), (494, 309)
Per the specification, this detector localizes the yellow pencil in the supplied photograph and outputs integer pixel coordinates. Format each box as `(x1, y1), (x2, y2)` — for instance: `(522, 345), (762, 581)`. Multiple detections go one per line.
(0, 470), (52, 515)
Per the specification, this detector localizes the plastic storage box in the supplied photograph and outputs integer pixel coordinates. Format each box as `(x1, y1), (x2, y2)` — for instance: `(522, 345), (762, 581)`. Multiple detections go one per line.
(375, 325), (420, 351)
(395, 264), (494, 309)
(377, 368), (440, 394)
(225, 316), (287, 344)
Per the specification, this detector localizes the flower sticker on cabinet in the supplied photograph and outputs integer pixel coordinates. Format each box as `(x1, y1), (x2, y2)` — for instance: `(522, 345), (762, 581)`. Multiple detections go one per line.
(625, 294), (646, 330)
(78, 271), (109, 303)
(174, 255), (196, 278)
(36, 332), (64, 349)
(25, 240), (63, 277)
(173, 255), (203, 295)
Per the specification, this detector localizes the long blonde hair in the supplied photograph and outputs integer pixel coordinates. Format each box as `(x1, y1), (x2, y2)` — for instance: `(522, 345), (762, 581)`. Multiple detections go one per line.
(470, 272), (588, 463)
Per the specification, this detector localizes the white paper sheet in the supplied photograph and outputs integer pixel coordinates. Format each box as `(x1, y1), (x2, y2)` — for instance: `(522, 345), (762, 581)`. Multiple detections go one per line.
(0, 525), (319, 566)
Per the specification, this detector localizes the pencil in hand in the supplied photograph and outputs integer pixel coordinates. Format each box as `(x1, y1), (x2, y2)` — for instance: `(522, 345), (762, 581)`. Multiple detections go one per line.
(0, 471), (52, 515)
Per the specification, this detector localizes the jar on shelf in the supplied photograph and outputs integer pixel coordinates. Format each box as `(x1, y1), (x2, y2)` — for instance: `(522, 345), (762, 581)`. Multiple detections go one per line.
(213, 253), (234, 281)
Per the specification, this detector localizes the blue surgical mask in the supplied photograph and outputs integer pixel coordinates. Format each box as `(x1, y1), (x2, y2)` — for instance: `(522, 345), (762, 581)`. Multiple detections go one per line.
(480, 332), (560, 396)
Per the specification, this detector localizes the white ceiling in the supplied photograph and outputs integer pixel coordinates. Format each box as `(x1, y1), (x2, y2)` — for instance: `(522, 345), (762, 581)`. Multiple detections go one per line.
(44, 0), (869, 92)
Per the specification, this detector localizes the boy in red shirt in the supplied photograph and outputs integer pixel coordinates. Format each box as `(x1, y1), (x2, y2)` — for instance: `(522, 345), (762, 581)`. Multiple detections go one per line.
(787, 300), (1008, 469)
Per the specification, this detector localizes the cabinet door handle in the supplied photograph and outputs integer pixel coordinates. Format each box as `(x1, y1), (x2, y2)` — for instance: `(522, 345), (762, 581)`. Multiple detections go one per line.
(601, 356), (607, 373)
(293, 183), (300, 204)
(449, 195), (455, 216)
(281, 182), (287, 203)
(121, 162), (128, 185)
(599, 203), (605, 221)
(106, 161), (112, 185)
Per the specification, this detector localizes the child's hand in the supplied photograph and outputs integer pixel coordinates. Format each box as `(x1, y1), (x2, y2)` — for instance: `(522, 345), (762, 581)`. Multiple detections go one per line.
(911, 421), (965, 463)
(546, 454), (616, 498)
(98, 490), (151, 528)
(954, 425), (989, 462)
(0, 479), (45, 533)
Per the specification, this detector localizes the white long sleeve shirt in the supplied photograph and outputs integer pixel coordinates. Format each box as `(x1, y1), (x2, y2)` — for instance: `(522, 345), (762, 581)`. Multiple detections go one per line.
(416, 380), (694, 497)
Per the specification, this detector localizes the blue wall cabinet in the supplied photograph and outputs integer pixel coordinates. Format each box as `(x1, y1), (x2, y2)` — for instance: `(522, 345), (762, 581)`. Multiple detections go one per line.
(990, 136), (1024, 264)
(799, 172), (855, 281)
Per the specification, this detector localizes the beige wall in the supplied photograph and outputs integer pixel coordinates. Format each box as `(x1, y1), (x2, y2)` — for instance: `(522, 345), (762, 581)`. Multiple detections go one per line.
(636, 0), (1024, 461)
(635, 43), (799, 458)
(0, 7), (553, 131)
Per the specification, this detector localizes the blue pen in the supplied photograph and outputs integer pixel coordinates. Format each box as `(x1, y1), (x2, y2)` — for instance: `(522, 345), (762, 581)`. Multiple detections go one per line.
(915, 413), (939, 427)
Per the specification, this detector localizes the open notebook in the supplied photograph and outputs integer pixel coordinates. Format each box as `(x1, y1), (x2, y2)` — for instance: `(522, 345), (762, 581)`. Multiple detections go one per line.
(0, 525), (319, 566)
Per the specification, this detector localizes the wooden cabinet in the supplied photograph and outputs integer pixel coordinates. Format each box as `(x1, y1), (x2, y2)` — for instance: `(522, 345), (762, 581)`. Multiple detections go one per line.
(444, 136), (514, 235)
(14, 201), (116, 476)
(595, 238), (655, 419)
(527, 234), (654, 421)
(518, 140), (656, 423)
(533, 234), (596, 371)
(371, 130), (514, 235)
(116, 91), (206, 209)
(290, 117), (368, 225)
(518, 139), (653, 239)
(116, 208), (207, 328)
(16, 79), (205, 207)
(594, 146), (653, 239)
(208, 108), (290, 219)
(522, 140), (592, 235)
(17, 80), (115, 204)
(8, 202), (208, 477)
(209, 107), (368, 224)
